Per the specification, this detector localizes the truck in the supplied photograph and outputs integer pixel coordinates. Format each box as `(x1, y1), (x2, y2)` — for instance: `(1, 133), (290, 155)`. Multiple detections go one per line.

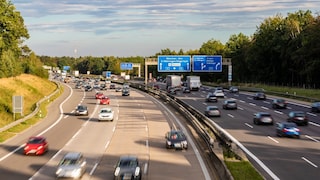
(166, 75), (181, 90)
(186, 76), (201, 91)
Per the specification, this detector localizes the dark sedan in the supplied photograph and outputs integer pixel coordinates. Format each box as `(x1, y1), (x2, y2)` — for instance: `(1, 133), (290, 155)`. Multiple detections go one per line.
(311, 102), (320, 113)
(114, 156), (142, 180)
(287, 111), (308, 126)
(205, 93), (218, 102)
(253, 92), (266, 100)
(222, 99), (237, 110)
(272, 98), (287, 109)
(165, 130), (188, 150)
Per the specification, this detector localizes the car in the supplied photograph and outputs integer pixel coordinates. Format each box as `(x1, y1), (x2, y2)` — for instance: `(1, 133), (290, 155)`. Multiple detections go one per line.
(222, 99), (237, 110)
(213, 90), (225, 98)
(56, 152), (87, 179)
(253, 112), (274, 125)
(75, 105), (88, 116)
(110, 84), (116, 89)
(205, 93), (218, 102)
(229, 86), (239, 93)
(165, 130), (188, 150)
(115, 87), (122, 92)
(99, 83), (107, 90)
(311, 102), (320, 113)
(114, 155), (142, 180)
(205, 106), (221, 117)
(99, 96), (110, 105)
(276, 122), (300, 138)
(122, 88), (130, 96)
(75, 83), (82, 89)
(272, 98), (287, 109)
(287, 111), (308, 126)
(84, 85), (93, 91)
(24, 136), (48, 155)
(253, 92), (266, 100)
(95, 92), (104, 99)
(182, 87), (191, 93)
(98, 108), (114, 121)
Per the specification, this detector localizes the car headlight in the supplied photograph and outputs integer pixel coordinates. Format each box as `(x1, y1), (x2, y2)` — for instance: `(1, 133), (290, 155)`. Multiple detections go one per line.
(135, 167), (140, 176)
(167, 141), (172, 145)
(182, 140), (187, 145)
(114, 167), (120, 176)
(71, 169), (81, 177)
(56, 168), (62, 175)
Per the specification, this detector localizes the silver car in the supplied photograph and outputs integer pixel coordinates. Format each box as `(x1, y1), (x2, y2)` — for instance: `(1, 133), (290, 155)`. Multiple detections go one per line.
(56, 152), (86, 179)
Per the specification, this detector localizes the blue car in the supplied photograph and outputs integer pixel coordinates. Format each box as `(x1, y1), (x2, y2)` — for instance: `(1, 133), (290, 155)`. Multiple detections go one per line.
(276, 122), (300, 138)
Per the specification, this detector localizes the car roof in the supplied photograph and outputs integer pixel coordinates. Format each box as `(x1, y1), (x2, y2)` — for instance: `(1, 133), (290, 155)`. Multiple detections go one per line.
(256, 112), (270, 116)
(207, 106), (218, 109)
(119, 155), (138, 161)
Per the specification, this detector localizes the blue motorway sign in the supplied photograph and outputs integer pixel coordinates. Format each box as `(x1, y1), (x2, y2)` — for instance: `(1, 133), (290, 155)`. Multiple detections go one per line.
(158, 55), (191, 72)
(192, 55), (222, 72)
(63, 66), (70, 71)
(120, 62), (133, 70)
(106, 71), (111, 78)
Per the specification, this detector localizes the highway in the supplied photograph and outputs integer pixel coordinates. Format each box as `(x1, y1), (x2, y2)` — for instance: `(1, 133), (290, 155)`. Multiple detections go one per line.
(0, 81), (213, 180)
(174, 86), (320, 180)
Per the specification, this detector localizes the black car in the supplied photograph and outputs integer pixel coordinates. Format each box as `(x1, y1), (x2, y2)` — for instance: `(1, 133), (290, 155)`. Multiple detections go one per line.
(253, 92), (266, 100)
(205, 93), (218, 102)
(75, 105), (88, 116)
(84, 85), (93, 92)
(114, 156), (142, 180)
(165, 130), (188, 150)
(272, 98), (287, 109)
(229, 86), (239, 93)
(287, 111), (308, 126)
(110, 84), (116, 89)
(311, 102), (320, 113)
(222, 99), (237, 110)
(99, 83), (107, 90)
(182, 87), (191, 93)
(253, 112), (274, 125)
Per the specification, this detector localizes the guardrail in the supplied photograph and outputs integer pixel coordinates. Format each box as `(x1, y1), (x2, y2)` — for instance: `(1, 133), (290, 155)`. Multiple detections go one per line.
(130, 82), (234, 180)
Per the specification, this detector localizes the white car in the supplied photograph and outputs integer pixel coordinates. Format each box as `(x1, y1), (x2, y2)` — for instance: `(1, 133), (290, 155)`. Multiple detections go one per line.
(98, 108), (114, 121)
(213, 90), (225, 98)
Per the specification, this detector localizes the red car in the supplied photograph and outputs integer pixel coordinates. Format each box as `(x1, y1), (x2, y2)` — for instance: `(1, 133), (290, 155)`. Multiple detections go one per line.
(95, 92), (104, 99)
(24, 136), (48, 155)
(100, 96), (110, 105)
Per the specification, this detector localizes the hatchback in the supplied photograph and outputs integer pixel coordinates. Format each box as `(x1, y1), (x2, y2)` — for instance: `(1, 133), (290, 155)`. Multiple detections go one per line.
(276, 122), (300, 138)
(206, 93), (218, 102)
(165, 130), (188, 150)
(114, 156), (142, 180)
(24, 136), (48, 155)
(205, 106), (221, 117)
(223, 99), (237, 110)
(75, 105), (88, 116)
(253, 112), (274, 125)
(56, 152), (87, 179)
(98, 108), (114, 121)
(311, 102), (320, 113)
(99, 96), (110, 105)
(287, 111), (308, 126)
(253, 92), (266, 100)
(272, 98), (287, 109)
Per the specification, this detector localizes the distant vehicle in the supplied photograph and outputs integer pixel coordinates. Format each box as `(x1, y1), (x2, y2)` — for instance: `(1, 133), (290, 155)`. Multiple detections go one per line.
(311, 102), (320, 113)
(276, 122), (300, 138)
(287, 111), (308, 126)
(56, 152), (87, 179)
(229, 86), (239, 93)
(99, 83), (107, 90)
(75, 83), (82, 89)
(253, 112), (274, 125)
(222, 99), (237, 110)
(165, 130), (188, 150)
(98, 108), (114, 121)
(122, 88), (130, 96)
(253, 92), (266, 100)
(99, 96), (110, 105)
(115, 87), (122, 92)
(205, 106), (221, 117)
(95, 92), (104, 99)
(167, 87), (179, 94)
(186, 76), (201, 91)
(114, 155), (142, 180)
(166, 75), (181, 90)
(24, 136), (48, 155)
(272, 98), (287, 109)
(110, 84), (116, 89)
(206, 93), (218, 102)
(75, 105), (88, 116)
(213, 90), (225, 98)
(84, 85), (93, 92)
(182, 87), (191, 93)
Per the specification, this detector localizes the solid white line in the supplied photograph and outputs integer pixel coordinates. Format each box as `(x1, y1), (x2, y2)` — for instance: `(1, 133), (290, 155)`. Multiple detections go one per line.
(245, 123), (253, 128)
(268, 136), (279, 143)
(305, 135), (319, 142)
(301, 157), (318, 168)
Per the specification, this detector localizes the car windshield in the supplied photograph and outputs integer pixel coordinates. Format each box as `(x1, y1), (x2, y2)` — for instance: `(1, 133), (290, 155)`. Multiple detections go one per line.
(101, 109), (111, 113)
(294, 112), (305, 117)
(119, 159), (138, 167)
(284, 124), (297, 128)
(227, 100), (236, 103)
(169, 131), (185, 140)
(276, 99), (285, 103)
(77, 106), (86, 110)
(60, 158), (78, 166)
(208, 107), (218, 110)
(28, 138), (43, 144)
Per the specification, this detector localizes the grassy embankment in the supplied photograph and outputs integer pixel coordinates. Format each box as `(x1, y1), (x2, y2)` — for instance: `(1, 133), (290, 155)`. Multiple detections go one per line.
(0, 74), (61, 142)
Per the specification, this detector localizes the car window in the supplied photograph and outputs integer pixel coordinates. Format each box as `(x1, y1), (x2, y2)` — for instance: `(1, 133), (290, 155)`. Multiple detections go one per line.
(119, 159), (138, 167)
(28, 138), (44, 144)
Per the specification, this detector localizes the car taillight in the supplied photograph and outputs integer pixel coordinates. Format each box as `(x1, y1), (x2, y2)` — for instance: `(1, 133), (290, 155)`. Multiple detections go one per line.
(282, 128), (289, 132)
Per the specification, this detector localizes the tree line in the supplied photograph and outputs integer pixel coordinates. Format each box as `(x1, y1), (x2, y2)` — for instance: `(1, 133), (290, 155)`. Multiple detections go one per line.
(1, 0), (319, 88)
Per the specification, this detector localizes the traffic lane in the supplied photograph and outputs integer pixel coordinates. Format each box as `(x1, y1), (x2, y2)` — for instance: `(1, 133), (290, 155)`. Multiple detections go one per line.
(0, 83), (106, 179)
(93, 89), (209, 180)
(29, 89), (120, 180)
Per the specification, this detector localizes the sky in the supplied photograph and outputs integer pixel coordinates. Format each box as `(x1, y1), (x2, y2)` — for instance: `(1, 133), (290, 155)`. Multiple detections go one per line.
(11, 0), (320, 57)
